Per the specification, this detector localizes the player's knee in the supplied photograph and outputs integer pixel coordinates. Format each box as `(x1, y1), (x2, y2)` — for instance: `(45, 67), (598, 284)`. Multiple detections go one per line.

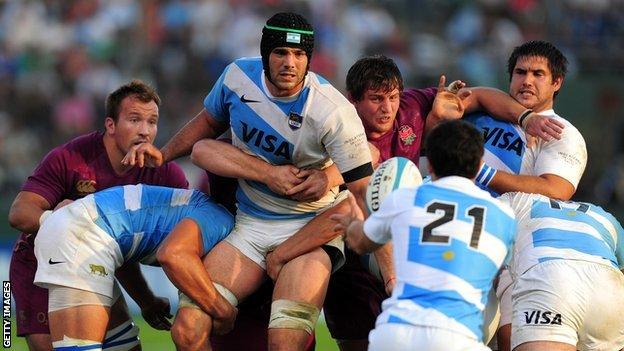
(171, 308), (211, 350)
(25, 334), (53, 351)
(52, 336), (102, 350)
(269, 299), (320, 335)
(102, 319), (140, 351)
(288, 248), (332, 272)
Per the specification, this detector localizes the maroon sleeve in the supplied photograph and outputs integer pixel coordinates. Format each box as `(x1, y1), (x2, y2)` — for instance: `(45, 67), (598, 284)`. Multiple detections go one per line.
(21, 147), (70, 207)
(158, 161), (190, 189)
(402, 87), (437, 116)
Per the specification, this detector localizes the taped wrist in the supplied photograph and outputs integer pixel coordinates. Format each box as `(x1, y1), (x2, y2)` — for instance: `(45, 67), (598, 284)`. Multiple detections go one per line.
(475, 163), (497, 187)
(517, 109), (533, 129)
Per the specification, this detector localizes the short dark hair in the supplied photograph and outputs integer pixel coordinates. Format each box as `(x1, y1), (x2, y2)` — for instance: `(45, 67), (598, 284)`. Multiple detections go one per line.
(507, 40), (568, 83)
(346, 55), (403, 102)
(425, 120), (483, 179)
(105, 80), (161, 122)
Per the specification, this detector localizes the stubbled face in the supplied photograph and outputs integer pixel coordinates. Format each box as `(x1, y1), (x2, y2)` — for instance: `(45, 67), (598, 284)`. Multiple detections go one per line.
(266, 47), (308, 97)
(105, 96), (158, 155)
(352, 87), (401, 139)
(509, 55), (562, 112)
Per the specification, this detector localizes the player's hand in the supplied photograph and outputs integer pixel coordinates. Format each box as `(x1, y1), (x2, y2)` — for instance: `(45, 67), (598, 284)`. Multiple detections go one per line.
(141, 296), (172, 331)
(266, 250), (286, 281)
(121, 143), (164, 168)
(429, 75), (472, 121)
(264, 165), (304, 196)
(523, 113), (564, 141)
(286, 169), (330, 202)
(330, 194), (365, 252)
(212, 305), (238, 336)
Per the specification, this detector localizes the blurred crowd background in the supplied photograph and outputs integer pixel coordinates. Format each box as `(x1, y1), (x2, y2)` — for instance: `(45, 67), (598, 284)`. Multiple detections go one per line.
(1, 0), (624, 242)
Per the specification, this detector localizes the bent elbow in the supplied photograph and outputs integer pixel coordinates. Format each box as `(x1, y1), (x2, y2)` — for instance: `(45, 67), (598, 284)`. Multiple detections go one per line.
(190, 139), (212, 168)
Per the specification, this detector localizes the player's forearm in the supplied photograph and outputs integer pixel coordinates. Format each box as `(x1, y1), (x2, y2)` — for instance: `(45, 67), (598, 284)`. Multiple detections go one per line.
(161, 109), (227, 162)
(273, 200), (349, 263)
(191, 139), (271, 183)
(345, 177), (372, 219)
(115, 262), (156, 308)
(464, 87), (526, 123)
(373, 243), (395, 286)
(159, 250), (233, 319)
(489, 171), (574, 200)
(8, 192), (51, 234)
(324, 164), (344, 188)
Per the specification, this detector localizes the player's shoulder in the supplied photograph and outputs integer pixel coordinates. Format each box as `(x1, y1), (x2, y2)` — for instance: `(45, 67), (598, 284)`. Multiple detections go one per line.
(48, 131), (103, 160)
(433, 176), (515, 217)
(231, 57), (262, 72)
(543, 110), (584, 138)
(305, 72), (353, 113)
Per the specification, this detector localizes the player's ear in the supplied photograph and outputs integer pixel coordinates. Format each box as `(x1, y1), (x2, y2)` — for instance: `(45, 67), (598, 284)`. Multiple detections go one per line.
(552, 76), (563, 92)
(104, 117), (115, 134)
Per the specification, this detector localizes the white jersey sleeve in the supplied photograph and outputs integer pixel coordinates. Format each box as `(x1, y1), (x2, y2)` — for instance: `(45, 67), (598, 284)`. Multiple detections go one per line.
(363, 188), (414, 244)
(321, 104), (371, 180)
(533, 116), (587, 189)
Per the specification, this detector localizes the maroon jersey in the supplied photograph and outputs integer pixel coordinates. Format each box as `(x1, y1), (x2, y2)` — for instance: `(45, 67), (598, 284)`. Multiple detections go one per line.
(22, 131), (187, 205)
(367, 88), (436, 164)
(11, 131), (188, 336)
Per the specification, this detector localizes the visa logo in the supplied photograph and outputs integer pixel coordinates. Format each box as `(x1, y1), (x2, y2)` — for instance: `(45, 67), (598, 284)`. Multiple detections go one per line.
(524, 310), (562, 325)
(482, 127), (523, 157)
(241, 121), (291, 160)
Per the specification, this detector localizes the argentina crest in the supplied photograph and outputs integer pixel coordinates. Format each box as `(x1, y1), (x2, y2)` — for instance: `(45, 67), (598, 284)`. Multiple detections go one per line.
(288, 112), (303, 130)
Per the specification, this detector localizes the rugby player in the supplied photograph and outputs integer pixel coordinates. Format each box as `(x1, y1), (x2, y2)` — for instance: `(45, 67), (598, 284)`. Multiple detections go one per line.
(8, 80), (188, 351)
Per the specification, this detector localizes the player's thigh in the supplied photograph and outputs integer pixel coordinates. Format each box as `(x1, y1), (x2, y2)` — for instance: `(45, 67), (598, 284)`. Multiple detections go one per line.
(108, 282), (132, 328)
(511, 261), (585, 350)
(272, 247), (331, 307)
(49, 304), (110, 342)
(25, 334), (52, 351)
(10, 243), (50, 337)
(513, 341), (575, 351)
(204, 240), (265, 300)
(324, 249), (386, 342)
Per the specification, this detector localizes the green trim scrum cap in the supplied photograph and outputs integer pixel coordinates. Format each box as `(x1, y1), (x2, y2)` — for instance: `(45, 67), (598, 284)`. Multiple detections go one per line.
(260, 12), (314, 74)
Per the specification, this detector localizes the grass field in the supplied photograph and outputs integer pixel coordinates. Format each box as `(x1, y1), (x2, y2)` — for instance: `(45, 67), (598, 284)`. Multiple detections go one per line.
(7, 316), (340, 350)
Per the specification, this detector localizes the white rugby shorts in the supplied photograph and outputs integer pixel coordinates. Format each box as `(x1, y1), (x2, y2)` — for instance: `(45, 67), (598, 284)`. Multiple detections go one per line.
(511, 259), (624, 351)
(369, 323), (490, 351)
(34, 202), (123, 299)
(496, 267), (513, 328)
(225, 191), (348, 269)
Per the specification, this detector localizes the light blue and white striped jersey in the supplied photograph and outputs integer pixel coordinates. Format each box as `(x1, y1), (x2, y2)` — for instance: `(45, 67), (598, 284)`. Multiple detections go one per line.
(464, 110), (586, 196)
(203, 57), (371, 220)
(364, 176), (516, 341)
(80, 184), (234, 264)
(499, 192), (624, 277)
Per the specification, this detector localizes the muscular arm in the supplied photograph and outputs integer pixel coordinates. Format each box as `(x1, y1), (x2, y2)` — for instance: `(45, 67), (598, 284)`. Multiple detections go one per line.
(461, 87), (563, 140)
(267, 199), (349, 280)
(115, 262), (172, 330)
(489, 172), (575, 200)
(191, 138), (304, 196)
(8, 191), (52, 234)
(157, 218), (235, 320)
(161, 109), (228, 162)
